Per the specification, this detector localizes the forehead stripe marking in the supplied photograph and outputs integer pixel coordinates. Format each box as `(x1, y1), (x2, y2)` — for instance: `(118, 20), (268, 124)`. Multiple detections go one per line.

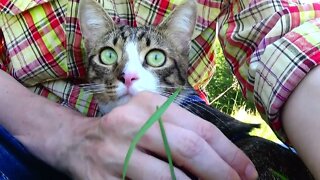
(113, 37), (118, 45)
(146, 37), (151, 47)
(137, 31), (146, 41)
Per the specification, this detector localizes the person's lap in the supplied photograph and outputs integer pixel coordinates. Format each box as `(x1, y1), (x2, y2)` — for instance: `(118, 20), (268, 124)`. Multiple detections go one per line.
(0, 126), (69, 180)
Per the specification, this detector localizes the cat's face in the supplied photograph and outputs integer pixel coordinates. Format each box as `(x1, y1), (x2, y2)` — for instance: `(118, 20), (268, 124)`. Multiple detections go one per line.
(79, 0), (196, 109)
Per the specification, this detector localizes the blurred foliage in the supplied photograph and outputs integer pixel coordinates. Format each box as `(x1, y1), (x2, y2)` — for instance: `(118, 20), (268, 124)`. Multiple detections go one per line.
(232, 107), (281, 143)
(206, 41), (281, 142)
(205, 41), (256, 115)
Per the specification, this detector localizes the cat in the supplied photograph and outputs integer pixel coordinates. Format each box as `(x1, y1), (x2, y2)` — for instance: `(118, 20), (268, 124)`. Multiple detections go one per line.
(79, 0), (192, 114)
(79, 0), (313, 179)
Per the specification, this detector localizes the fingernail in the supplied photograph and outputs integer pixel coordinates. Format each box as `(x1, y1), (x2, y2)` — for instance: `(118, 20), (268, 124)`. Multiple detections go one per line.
(245, 163), (258, 180)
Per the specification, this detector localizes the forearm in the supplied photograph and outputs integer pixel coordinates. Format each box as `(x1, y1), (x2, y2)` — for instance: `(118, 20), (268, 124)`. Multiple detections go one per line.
(282, 66), (320, 179)
(0, 70), (258, 179)
(0, 70), (93, 169)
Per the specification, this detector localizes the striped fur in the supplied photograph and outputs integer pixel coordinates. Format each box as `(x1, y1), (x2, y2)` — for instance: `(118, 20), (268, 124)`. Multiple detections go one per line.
(79, 0), (196, 113)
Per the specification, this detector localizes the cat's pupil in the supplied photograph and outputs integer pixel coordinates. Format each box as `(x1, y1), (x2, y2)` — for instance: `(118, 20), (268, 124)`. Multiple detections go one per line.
(100, 48), (118, 65)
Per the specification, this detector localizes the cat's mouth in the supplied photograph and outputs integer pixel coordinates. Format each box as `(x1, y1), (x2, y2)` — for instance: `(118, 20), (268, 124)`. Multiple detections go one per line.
(118, 93), (132, 99)
(117, 89), (135, 101)
(119, 86), (139, 98)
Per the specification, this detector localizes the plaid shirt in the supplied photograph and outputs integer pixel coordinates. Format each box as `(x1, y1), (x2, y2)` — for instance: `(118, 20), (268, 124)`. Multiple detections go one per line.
(0, 0), (319, 142)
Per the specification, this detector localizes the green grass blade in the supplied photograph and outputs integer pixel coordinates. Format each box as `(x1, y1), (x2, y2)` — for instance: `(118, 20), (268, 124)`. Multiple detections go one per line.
(159, 116), (176, 180)
(122, 88), (181, 179)
(270, 169), (288, 180)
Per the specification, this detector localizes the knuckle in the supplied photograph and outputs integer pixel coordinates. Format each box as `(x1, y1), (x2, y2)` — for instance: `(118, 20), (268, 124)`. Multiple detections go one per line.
(225, 167), (240, 180)
(158, 173), (173, 180)
(104, 106), (124, 124)
(178, 133), (204, 158)
(229, 148), (244, 167)
(197, 122), (219, 142)
(97, 143), (121, 164)
(102, 106), (143, 136)
(83, 144), (122, 174)
(156, 167), (172, 180)
(107, 106), (138, 125)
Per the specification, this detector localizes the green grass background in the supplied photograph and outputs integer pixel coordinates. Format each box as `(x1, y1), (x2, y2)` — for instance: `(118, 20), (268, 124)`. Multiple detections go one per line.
(206, 41), (280, 143)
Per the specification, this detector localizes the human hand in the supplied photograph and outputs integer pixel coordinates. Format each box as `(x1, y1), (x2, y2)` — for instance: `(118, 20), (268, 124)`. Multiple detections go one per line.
(57, 92), (258, 180)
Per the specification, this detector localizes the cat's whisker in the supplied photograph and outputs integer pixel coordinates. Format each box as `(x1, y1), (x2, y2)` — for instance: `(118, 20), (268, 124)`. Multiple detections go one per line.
(78, 83), (106, 88)
(78, 83), (120, 95)
(81, 87), (106, 91)
(159, 89), (191, 97)
(38, 90), (97, 111)
(78, 83), (105, 86)
(159, 90), (228, 126)
(83, 90), (106, 94)
(79, 84), (106, 92)
(38, 88), (117, 115)
(82, 91), (103, 95)
(156, 85), (191, 90)
(178, 99), (228, 127)
(46, 88), (115, 103)
(86, 91), (117, 95)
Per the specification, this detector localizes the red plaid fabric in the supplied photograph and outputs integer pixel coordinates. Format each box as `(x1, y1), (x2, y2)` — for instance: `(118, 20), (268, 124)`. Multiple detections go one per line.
(0, 0), (319, 142)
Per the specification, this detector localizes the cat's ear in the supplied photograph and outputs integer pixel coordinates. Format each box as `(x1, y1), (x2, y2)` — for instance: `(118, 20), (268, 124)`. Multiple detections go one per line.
(79, 0), (115, 49)
(159, 0), (197, 55)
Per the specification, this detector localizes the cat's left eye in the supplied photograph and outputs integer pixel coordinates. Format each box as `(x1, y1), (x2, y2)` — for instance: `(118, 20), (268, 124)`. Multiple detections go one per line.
(100, 47), (118, 65)
(146, 50), (166, 67)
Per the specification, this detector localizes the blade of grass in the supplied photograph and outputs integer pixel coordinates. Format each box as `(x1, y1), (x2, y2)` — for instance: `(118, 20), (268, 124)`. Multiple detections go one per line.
(270, 169), (288, 180)
(158, 115), (176, 180)
(122, 88), (181, 179)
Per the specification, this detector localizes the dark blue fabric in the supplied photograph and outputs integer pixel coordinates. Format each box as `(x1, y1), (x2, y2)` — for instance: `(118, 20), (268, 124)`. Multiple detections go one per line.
(180, 93), (206, 107)
(0, 126), (70, 180)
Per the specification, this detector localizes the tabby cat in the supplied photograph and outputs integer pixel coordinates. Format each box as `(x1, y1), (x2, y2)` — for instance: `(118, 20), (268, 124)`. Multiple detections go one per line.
(79, 0), (313, 179)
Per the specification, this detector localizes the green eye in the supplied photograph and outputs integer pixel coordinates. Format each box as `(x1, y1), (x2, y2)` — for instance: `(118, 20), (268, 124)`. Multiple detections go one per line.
(100, 48), (118, 65)
(146, 50), (166, 67)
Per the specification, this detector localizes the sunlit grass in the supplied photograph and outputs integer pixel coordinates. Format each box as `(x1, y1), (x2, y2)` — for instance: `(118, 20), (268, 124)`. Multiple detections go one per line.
(232, 106), (282, 144)
(207, 40), (282, 145)
(232, 107), (288, 179)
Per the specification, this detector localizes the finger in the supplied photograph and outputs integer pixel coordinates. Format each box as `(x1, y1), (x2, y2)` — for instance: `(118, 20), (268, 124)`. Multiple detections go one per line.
(139, 122), (241, 180)
(165, 105), (258, 179)
(130, 92), (258, 179)
(204, 126), (258, 180)
(126, 149), (191, 180)
(164, 106), (258, 179)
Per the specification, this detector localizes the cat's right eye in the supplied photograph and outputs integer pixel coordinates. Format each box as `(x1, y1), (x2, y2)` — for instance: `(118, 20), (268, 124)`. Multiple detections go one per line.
(100, 47), (118, 65)
(145, 49), (166, 67)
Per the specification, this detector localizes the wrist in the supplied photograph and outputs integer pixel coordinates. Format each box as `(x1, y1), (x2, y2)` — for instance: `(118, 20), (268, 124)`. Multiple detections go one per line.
(13, 96), (97, 173)
(48, 116), (100, 174)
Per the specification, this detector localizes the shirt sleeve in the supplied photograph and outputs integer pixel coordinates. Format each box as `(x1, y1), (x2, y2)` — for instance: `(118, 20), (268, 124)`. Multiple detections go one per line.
(0, 0), (49, 15)
(0, 30), (8, 72)
(218, 0), (320, 142)
(0, 0), (222, 116)
(0, 0), (99, 117)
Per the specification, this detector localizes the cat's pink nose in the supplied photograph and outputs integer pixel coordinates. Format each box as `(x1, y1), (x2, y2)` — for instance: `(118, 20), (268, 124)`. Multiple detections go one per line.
(120, 73), (139, 87)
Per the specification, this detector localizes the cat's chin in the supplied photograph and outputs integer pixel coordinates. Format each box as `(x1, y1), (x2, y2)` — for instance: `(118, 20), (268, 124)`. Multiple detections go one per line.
(98, 94), (132, 115)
